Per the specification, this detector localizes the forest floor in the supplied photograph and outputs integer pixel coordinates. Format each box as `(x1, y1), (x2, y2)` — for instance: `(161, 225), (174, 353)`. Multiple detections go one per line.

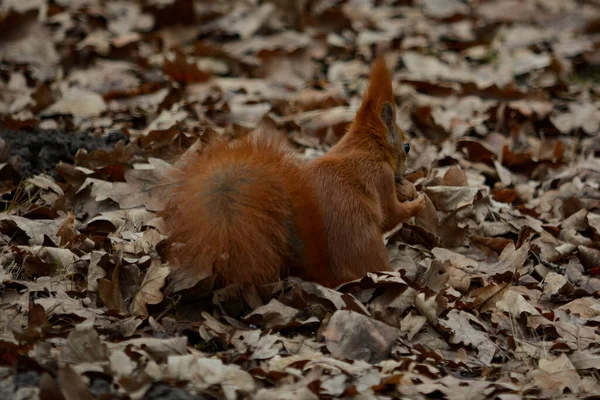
(0, 0), (600, 399)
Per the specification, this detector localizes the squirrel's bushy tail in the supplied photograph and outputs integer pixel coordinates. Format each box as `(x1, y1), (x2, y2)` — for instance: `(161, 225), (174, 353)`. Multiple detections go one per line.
(164, 133), (296, 293)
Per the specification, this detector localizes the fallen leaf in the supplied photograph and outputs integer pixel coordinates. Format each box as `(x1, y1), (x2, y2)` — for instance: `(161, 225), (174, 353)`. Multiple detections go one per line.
(131, 259), (170, 317)
(439, 309), (495, 365)
(42, 87), (107, 118)
(323, 310), (400, 364)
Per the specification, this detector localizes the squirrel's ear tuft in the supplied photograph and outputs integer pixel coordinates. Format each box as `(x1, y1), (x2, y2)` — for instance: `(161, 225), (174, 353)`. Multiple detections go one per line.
(352, 56), (396, 136)
(362, 56), (394, 112)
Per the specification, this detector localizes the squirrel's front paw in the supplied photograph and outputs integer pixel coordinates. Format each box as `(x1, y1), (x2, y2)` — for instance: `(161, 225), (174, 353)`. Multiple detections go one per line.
(409, 193), (427, 216)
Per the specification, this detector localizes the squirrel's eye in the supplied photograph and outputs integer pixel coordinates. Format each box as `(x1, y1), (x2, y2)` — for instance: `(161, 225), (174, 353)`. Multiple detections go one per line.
(403, 143), (410, 154)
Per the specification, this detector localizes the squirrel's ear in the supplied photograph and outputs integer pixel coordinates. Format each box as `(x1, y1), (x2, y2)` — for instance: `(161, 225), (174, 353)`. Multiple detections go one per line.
(380, 101), (397, 144)
(353, 56), (396, 136)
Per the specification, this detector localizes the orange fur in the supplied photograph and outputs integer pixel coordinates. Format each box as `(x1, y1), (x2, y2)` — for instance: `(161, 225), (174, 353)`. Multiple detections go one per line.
(164, 132), (328, 293)
(163, 56), (425, 292)
(306, 56), (425, 286)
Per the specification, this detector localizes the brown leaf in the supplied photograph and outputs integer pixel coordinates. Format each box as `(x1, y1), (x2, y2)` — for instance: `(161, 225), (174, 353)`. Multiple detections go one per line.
(424, 186), (481, 212)
(40, 371), (65, 400)
(57, 212), (77, 247)
(98, 264), (127, 314)
(131, 259), (170, 317)
(59, 325), (110, 365)
(165, 354), (255, 396)
(104, 159), (172, 212)
(478, 241), (530, 280)
(432, 248), (477, 293)
(442, 166), (468, 187)
(243, 299), (299, 330)
(570, 351), (600, 371)
(439, 309), (495, 365)
(58, 365), (95, 400)
(578, 245), (600, 270)
(533, 354), (580, 397)
(163, 51), (211, 84)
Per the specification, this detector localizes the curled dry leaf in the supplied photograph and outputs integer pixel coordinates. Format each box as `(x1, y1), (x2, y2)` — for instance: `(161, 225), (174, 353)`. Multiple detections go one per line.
(131, 259), (170, 317)
(243, 299), (299, 330)
(98, 264), (127, 315)
(495, 288), (540, 317)
(424, 186), (481, 212)
(58, 364), (95, 400)
(323, 310), (400, 364)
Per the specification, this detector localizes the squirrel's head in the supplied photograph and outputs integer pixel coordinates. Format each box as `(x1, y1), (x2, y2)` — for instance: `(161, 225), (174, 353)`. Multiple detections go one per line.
(352, 56), (410, 177)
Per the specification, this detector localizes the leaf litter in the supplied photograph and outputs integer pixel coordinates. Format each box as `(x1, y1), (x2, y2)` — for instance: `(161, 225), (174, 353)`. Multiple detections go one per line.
(0, 0), (600, 399)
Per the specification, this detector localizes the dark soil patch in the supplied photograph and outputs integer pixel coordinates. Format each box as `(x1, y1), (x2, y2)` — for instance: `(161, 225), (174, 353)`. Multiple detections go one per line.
(0, 127), (128, 178)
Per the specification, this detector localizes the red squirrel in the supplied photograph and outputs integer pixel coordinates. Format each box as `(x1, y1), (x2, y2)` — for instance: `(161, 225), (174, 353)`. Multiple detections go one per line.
(163, 56), (426, 293)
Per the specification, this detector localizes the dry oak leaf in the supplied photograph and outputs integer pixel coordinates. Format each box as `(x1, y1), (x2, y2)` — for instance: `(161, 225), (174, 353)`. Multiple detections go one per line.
(424, 186), (481, 212)
(59, 324), (110, 365)
(402, 375), (496, 400)
(243, 299), (299, 330)
(570, 351), (600, 371)
(558, 297), (600, 319)
(588, 213), (600, 235)
(57, 211), (77, 247)
(222, 30), (310, 57)
(109, 349), (137, 378)
(102, 158), (172, 212)
(166, 355), (255, 400)
(85, 251), (108, 292)
(442, 165), (469, 187)
(431, 248), (478, 293)
(18, 245), (79, 278)
(34, 290), (105, 321)
(495, 288), (540, 317)
(400, 311), (427, 340)
(204, 3), (274, 39)
(229, 330), (281, 360)
(131, 259), (170, 318)
(84, 208), (158, 234)
(554, 315), (600, 351)
(439, 309), (495, 365)
(532, 353), (580, 397)
(323, 310), (400, 364)
(68, 60), (141, 97)
(108, 336), (188, 362)
(541, 271), (573, 300)
(0, 215), (60, 246)
(477, 241), (530, 279)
